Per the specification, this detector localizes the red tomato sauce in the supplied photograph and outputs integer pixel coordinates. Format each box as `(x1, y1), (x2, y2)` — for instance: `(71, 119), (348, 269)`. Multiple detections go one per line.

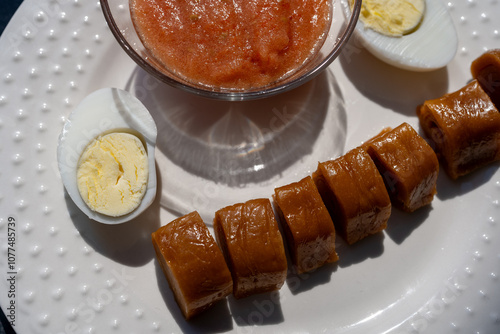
(130, 0), (331, 90)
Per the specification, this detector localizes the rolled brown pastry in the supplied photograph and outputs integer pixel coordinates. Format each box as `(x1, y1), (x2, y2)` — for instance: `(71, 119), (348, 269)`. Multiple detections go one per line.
(152, 211), (233, 320)
(214, 198), (287, 299)
(362, 122), (439, 212)
(417, 79), (500, 179)
(313, 147), (391, 245)
(471, 49), (500, 108)
(274, 176), (338, 274)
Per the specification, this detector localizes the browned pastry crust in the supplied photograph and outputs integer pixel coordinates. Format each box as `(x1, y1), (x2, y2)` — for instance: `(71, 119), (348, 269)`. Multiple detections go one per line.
(362, 122), (439, 212)
(152, 211), (233, 319)
(313, 147), (391, 245)
(214, 198), (287, 299)
(471, 49), (500, 108)
(417, 80), (500, 179)
(274, 176), (338, 274)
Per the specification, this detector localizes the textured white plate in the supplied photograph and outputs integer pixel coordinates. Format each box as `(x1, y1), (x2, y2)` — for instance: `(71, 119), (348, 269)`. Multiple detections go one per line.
(0, 0), (499, 333)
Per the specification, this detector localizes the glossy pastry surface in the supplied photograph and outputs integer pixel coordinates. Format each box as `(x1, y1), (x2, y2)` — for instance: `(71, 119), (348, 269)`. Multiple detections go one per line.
(313, 148), (391, 245)
(363, 123), (439, 212)
(417, 80), (500, 179)
(214, 198), (287, 299)
(152, 211), (233, 319)
(471, 49), (500, 108)
(274, 176), (338, 274)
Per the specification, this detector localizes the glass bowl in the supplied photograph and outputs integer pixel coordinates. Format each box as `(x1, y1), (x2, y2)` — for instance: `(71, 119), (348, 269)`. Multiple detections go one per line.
(101, 0), (361, 101)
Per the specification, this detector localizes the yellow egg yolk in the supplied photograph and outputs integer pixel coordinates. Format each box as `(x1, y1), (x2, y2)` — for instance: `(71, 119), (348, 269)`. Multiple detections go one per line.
(76, 132), (149, 217)
(354, 0), (425, 37)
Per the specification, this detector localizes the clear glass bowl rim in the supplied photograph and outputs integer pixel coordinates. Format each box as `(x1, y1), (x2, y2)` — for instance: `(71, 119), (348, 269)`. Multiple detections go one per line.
(101, 0), (362, 101)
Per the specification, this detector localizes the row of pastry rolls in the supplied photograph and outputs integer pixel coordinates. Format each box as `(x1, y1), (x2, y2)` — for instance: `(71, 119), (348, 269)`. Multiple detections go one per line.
(151, 49), (500, 320)
(150, 121), (441, 319)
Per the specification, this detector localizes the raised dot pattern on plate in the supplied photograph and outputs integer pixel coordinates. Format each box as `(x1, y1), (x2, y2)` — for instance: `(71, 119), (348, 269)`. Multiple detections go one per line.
(0, 0), (498, 333)
(0, 1), (163, 333)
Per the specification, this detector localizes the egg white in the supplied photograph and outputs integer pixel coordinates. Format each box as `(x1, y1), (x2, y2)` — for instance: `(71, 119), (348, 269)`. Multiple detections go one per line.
(343, 0), (458, 71)
(57, 88), (158, 224)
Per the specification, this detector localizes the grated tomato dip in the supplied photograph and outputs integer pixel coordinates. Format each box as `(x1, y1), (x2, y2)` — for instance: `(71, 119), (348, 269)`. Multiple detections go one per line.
(130, 0), (331, 90)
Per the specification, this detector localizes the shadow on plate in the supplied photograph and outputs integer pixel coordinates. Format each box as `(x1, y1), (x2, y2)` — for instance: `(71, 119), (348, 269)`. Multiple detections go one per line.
(154, 261), (234, 333)
(339, 35), (451, 116)
(435, 161), (500, 201)
(385, 206), (431, 245)
(335, 232), (385, 269)
(228, 291), (285, 327)
(155, 257), (286, 329)
(65, 163), (163, 267)
(285, 262), (338, 296)
(125, 67), (346, 187)
(154, 250), (287, 330)
(283, 228), (384, 294)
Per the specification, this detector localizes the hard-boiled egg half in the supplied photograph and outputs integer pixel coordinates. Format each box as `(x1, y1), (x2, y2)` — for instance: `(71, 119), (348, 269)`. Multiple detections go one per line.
(343, 0), (458, 71)
(57, 88), (157, 224)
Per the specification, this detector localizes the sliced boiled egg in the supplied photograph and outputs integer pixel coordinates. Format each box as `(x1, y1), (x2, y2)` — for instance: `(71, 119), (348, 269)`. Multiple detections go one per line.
(343, 0), (458, 71)
(57, 88), (158, 224)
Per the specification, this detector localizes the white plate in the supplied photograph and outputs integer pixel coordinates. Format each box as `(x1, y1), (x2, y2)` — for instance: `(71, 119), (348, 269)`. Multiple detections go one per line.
(1, 0), (499, 333)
